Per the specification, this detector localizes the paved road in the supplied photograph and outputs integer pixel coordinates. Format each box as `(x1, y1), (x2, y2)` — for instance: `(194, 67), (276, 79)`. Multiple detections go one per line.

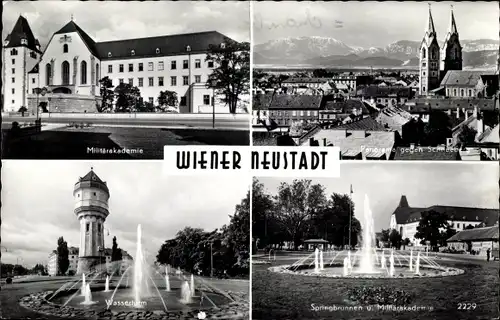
(3, 115), (250, 130)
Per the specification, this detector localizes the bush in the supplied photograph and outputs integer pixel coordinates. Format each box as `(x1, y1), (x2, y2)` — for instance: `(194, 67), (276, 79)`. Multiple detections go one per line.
(6, 278), (12, 284)
(347, 286), (413, 305)
(68, 270), (75, 276)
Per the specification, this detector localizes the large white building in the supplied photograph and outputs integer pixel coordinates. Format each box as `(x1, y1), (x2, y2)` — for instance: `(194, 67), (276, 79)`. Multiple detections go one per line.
(389, 195), (498, 246)
(3, 16), (235, 113)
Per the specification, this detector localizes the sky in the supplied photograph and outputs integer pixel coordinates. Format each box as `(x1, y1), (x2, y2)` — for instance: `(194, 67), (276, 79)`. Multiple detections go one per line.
(1, 161), (250, 267)
(253, 1), (499, 47)
(256, 162), (499, 234)
(2, 1), (250, 50)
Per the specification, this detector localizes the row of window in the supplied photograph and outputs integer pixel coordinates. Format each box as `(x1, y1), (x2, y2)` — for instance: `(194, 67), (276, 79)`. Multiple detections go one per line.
(421, 62), (438, 69)
(10, 49), (38, 59)
(109, 59), (213, 73)
(85, 222), (103, 233)
(117, 75), (204, 87)
(269, 110), (319, 117)
(448, 88), (474, 97)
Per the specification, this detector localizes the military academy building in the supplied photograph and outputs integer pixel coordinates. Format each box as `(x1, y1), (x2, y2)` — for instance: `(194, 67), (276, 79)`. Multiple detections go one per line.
(3, 16), (232, 113)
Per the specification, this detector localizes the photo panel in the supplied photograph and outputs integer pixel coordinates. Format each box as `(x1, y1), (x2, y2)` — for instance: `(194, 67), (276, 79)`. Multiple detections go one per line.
(1, 161), (250, 319)
(2, 1), (250, 160)
(252, 1), (499, 162)
(252, 162), (499, 319)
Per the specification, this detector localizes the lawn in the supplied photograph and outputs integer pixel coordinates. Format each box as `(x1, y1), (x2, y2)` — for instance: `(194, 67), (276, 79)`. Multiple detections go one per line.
(252, 255), (498, 320)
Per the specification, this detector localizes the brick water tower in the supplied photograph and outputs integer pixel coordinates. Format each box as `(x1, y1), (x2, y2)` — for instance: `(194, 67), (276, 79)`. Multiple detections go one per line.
(74, 168), (110, 275)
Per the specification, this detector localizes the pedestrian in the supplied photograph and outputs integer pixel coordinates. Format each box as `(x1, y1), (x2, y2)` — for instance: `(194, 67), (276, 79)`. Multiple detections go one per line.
(486, 248), (491, 262)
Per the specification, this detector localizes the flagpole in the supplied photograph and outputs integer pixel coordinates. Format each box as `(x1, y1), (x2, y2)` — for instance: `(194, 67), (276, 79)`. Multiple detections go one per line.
(348, 185), (352, 249)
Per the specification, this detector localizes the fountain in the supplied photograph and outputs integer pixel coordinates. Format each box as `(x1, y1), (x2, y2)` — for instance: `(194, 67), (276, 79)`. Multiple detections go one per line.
(314, 248), (319, 273)
(80, 274), (86, 296)
(343, 257), (349, 276)
(80, 284), (96, 305)
(409, 250), (413, 271)
(319, 250), (324, 271)
(180, 281), (192, 304)
(190, 274), (195, 297)
(415, 252), (420, 274)
(347, 251), (352, 269)
(134, 224), (144, 307)
(104, 276), (110, 292)
(165, 273), (171, 292)
(389, 251), (395, 277)
(380, 251), (386, 268)
(358, 194), (376, 274)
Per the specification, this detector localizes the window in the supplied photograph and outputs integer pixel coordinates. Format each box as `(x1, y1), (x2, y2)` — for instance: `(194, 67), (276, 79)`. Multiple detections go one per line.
(183, 60), (188, 69)
(158, 61), (164, 71)
(32, 78), (35, 84)
(63, 44), (68, 53)
(422, 48), (426, 59)
(119, 78), (124, 84)
(131, 50), (135, 56)
(431, 49), (437, 59)
(460, 89), (464, 97)
(98, 223), (101, 233)
(149, 97), (154, 104)
(10, 49), (18, 56)
(195, 59), (201, 68)
(194, 75), (201, 83)
(180, 96), (187, 106)
(183, 76), (189, 85)
(422, 86), (426, 92)
(139, 63), (143, 72)
(119, 64), (124, 72)
(148, 62), (153, 71)
(186, 45), (191, 52)
(128, 64), (133, 72)
(220, 43), (226, 49)
(423, 71), (426, 76)
(86, 223), (89, 232)
(422, 62), (426, 67)
(108, 52), (112, 57)
(11, 68), (15, 74)
(138, 77), (143, 87)
(203, 95), (210, 105)
(11, 100), (14, 104)
(12, 77), (15, 83)
(45, 63), (51, 85)
(62, 61), (70, 84)
(171, 61), (177, 70)
(468, 89), (472, 96)
(12, 88), (15, 94)
(108, 65), (113, 73)
(148, 77), (154, 86)
(80, 61), (87, 84)
(12, 59), (15, 64)
(128, 78), (133, 86)
(155, 48), (160, 54)
(453, 89), (457, 96)
(158, 76), (164, 86)
(30, 52), (37, 59)
(170, 76), (177, 86)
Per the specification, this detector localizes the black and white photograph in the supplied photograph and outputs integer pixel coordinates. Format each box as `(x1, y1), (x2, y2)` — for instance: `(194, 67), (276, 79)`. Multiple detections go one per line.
(1, 161), (250, 319)
(251, 162), (499, 319)
(252, 1), (499, 161)
(2, 1), (250, 159)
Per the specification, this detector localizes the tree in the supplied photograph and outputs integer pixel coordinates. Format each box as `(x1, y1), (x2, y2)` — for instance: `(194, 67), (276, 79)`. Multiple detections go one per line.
(57, 237), (69, 275)
(423, 110), (452, 146)
(98, 76), (114, 112)
(380, 229), (390, 243)
(389, 229), (403, 249)
(206, 39), (250, 113)
(157, 90), (178, 112)
(457, 125), (477, 148)
(402, 238), (411, 250)
(414, 210), (450, 251)
(114, 83), (141, 112)
(439, 226), (457, 247)
(111, 236), (122, 262)
(252, 178), (277, 251)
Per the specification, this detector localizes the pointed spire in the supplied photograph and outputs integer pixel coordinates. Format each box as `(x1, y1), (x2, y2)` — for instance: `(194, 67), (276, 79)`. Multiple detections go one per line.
(426, 3), (436, 36)
(449, 5), (458, 35)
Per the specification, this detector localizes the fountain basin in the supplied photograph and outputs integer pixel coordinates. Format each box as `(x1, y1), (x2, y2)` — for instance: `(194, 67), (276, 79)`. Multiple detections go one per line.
(269, 263), (464, 279)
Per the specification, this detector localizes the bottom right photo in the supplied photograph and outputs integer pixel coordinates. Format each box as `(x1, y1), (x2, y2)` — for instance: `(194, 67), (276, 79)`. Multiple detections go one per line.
(251, 162), (499, 320)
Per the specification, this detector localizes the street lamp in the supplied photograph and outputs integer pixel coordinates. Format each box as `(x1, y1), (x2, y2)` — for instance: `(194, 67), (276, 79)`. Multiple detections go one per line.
(209, 79), (217, 128)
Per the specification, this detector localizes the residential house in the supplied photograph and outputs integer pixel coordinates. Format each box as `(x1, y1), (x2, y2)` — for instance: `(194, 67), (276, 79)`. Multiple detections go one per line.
(267, 94), (324, 126)
(355, 85), (414, 108)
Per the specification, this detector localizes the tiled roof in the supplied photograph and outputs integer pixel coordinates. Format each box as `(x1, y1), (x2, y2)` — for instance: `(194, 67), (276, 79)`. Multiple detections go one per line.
(335, 117), (387, 131)
(376, 106), (413, 127)
(268, 94), (323, 110)
(393, 147), (460, 160)
(411, 97), (496, 111)
(54, 21), (100, 58)
(440, 70), (486, 87)
(355, 85), (413, 98)
(79, 169), (105, 184)
(283, 77), (330, 84)
(5, 16), (41, 53)
(477, 124), (499, 144)
(447, 226), (499, 242)
(28, 63), (39, 74)
(323, 100), (369, 114)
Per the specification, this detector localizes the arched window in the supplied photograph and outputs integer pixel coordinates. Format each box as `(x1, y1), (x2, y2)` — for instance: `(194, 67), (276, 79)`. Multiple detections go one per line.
(45, 63), (52, 86)
(431, 49), (436, 59)
(80, 61), (87, 84)
(453, 88), (457, 96)
(460, 89), (464, 97)
(96, 63), (99, 83)
(63, 44), (68, 53)
(62, 61), (70, 85)
(422, 48), (426, 59)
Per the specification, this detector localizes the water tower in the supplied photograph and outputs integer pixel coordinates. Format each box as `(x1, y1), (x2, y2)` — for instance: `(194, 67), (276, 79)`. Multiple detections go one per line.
(74, 168), (110, 275)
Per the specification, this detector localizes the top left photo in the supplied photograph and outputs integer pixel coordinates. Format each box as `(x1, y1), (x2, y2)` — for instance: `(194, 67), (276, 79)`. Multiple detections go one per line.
(2, 1), (250, 159)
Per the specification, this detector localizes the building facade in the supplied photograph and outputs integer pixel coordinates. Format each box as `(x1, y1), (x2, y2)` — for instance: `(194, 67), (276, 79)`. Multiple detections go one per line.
(4, 16), (233, 113)
(74, 168), (110, 275)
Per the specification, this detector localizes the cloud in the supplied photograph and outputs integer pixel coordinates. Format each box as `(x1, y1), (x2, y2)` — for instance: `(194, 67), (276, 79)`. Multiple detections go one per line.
(1, 161), (249, 267)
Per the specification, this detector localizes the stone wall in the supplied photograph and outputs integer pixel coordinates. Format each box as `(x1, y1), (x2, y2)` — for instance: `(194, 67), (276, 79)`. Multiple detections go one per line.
(27, 94), (101, 114)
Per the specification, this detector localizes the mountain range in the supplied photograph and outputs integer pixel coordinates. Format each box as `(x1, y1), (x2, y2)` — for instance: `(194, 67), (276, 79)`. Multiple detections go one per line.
(254, 37), (499, 69)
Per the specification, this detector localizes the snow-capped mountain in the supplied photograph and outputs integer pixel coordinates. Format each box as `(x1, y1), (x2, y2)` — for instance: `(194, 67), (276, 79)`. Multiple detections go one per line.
(254, 36), (499, 68)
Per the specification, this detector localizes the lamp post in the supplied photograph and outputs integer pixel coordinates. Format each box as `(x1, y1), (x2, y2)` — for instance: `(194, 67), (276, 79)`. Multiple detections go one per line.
(209, 79), (217, 128)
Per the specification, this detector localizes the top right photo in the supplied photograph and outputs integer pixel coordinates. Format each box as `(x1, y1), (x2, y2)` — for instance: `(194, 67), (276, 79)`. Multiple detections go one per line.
(252, 1), (499, 161)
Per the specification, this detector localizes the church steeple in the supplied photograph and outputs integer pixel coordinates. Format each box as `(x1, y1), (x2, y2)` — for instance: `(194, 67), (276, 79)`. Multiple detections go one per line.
(426, 4), (437, 37)
(441, 5), (462, 78)
(419, 4), (441, 96)
(449, 5), (458, 35)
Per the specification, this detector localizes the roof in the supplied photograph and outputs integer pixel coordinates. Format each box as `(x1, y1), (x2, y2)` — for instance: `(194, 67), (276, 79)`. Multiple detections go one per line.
(447, 226), (499, 242)
(79, 169), (105, 184)
(477, 124), (499, 144)
(268, 94), (323, 110)
(393, 147), (460, 160)
(4, 15), (41, 53)
(283, 77), (330, 84)
(440, 70), (484, 87)
(253, 93), (273, 111)
(53, 21), (231, 60)
(355, 85), (414, 99)
(28, 64), (39, 74)
(411, 97), (496, 111)
(323, 100), (369, 115)
(304, 239), (329, 243)
(75, 168), (110, 194)
(392, 199), (498, 225)
(335, 117), (387, 131)
(376, 106), (413, 127)
(54, 21), (100, 58)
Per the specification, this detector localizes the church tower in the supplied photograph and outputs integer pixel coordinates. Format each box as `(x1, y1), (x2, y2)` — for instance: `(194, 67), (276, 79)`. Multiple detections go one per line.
(419, 5), (441, 96)
(2, 16), (41, 112)
(74, 168), (110, 275)
(441, 6), (462, 79)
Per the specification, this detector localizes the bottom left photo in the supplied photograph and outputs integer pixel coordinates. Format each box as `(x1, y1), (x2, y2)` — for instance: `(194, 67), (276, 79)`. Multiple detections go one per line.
(0, 161), (250, 320)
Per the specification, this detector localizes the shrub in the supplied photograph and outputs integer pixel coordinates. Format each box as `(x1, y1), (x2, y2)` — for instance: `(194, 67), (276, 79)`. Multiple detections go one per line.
(347, 286), (413, 305)
(6, 278), (12, 284)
